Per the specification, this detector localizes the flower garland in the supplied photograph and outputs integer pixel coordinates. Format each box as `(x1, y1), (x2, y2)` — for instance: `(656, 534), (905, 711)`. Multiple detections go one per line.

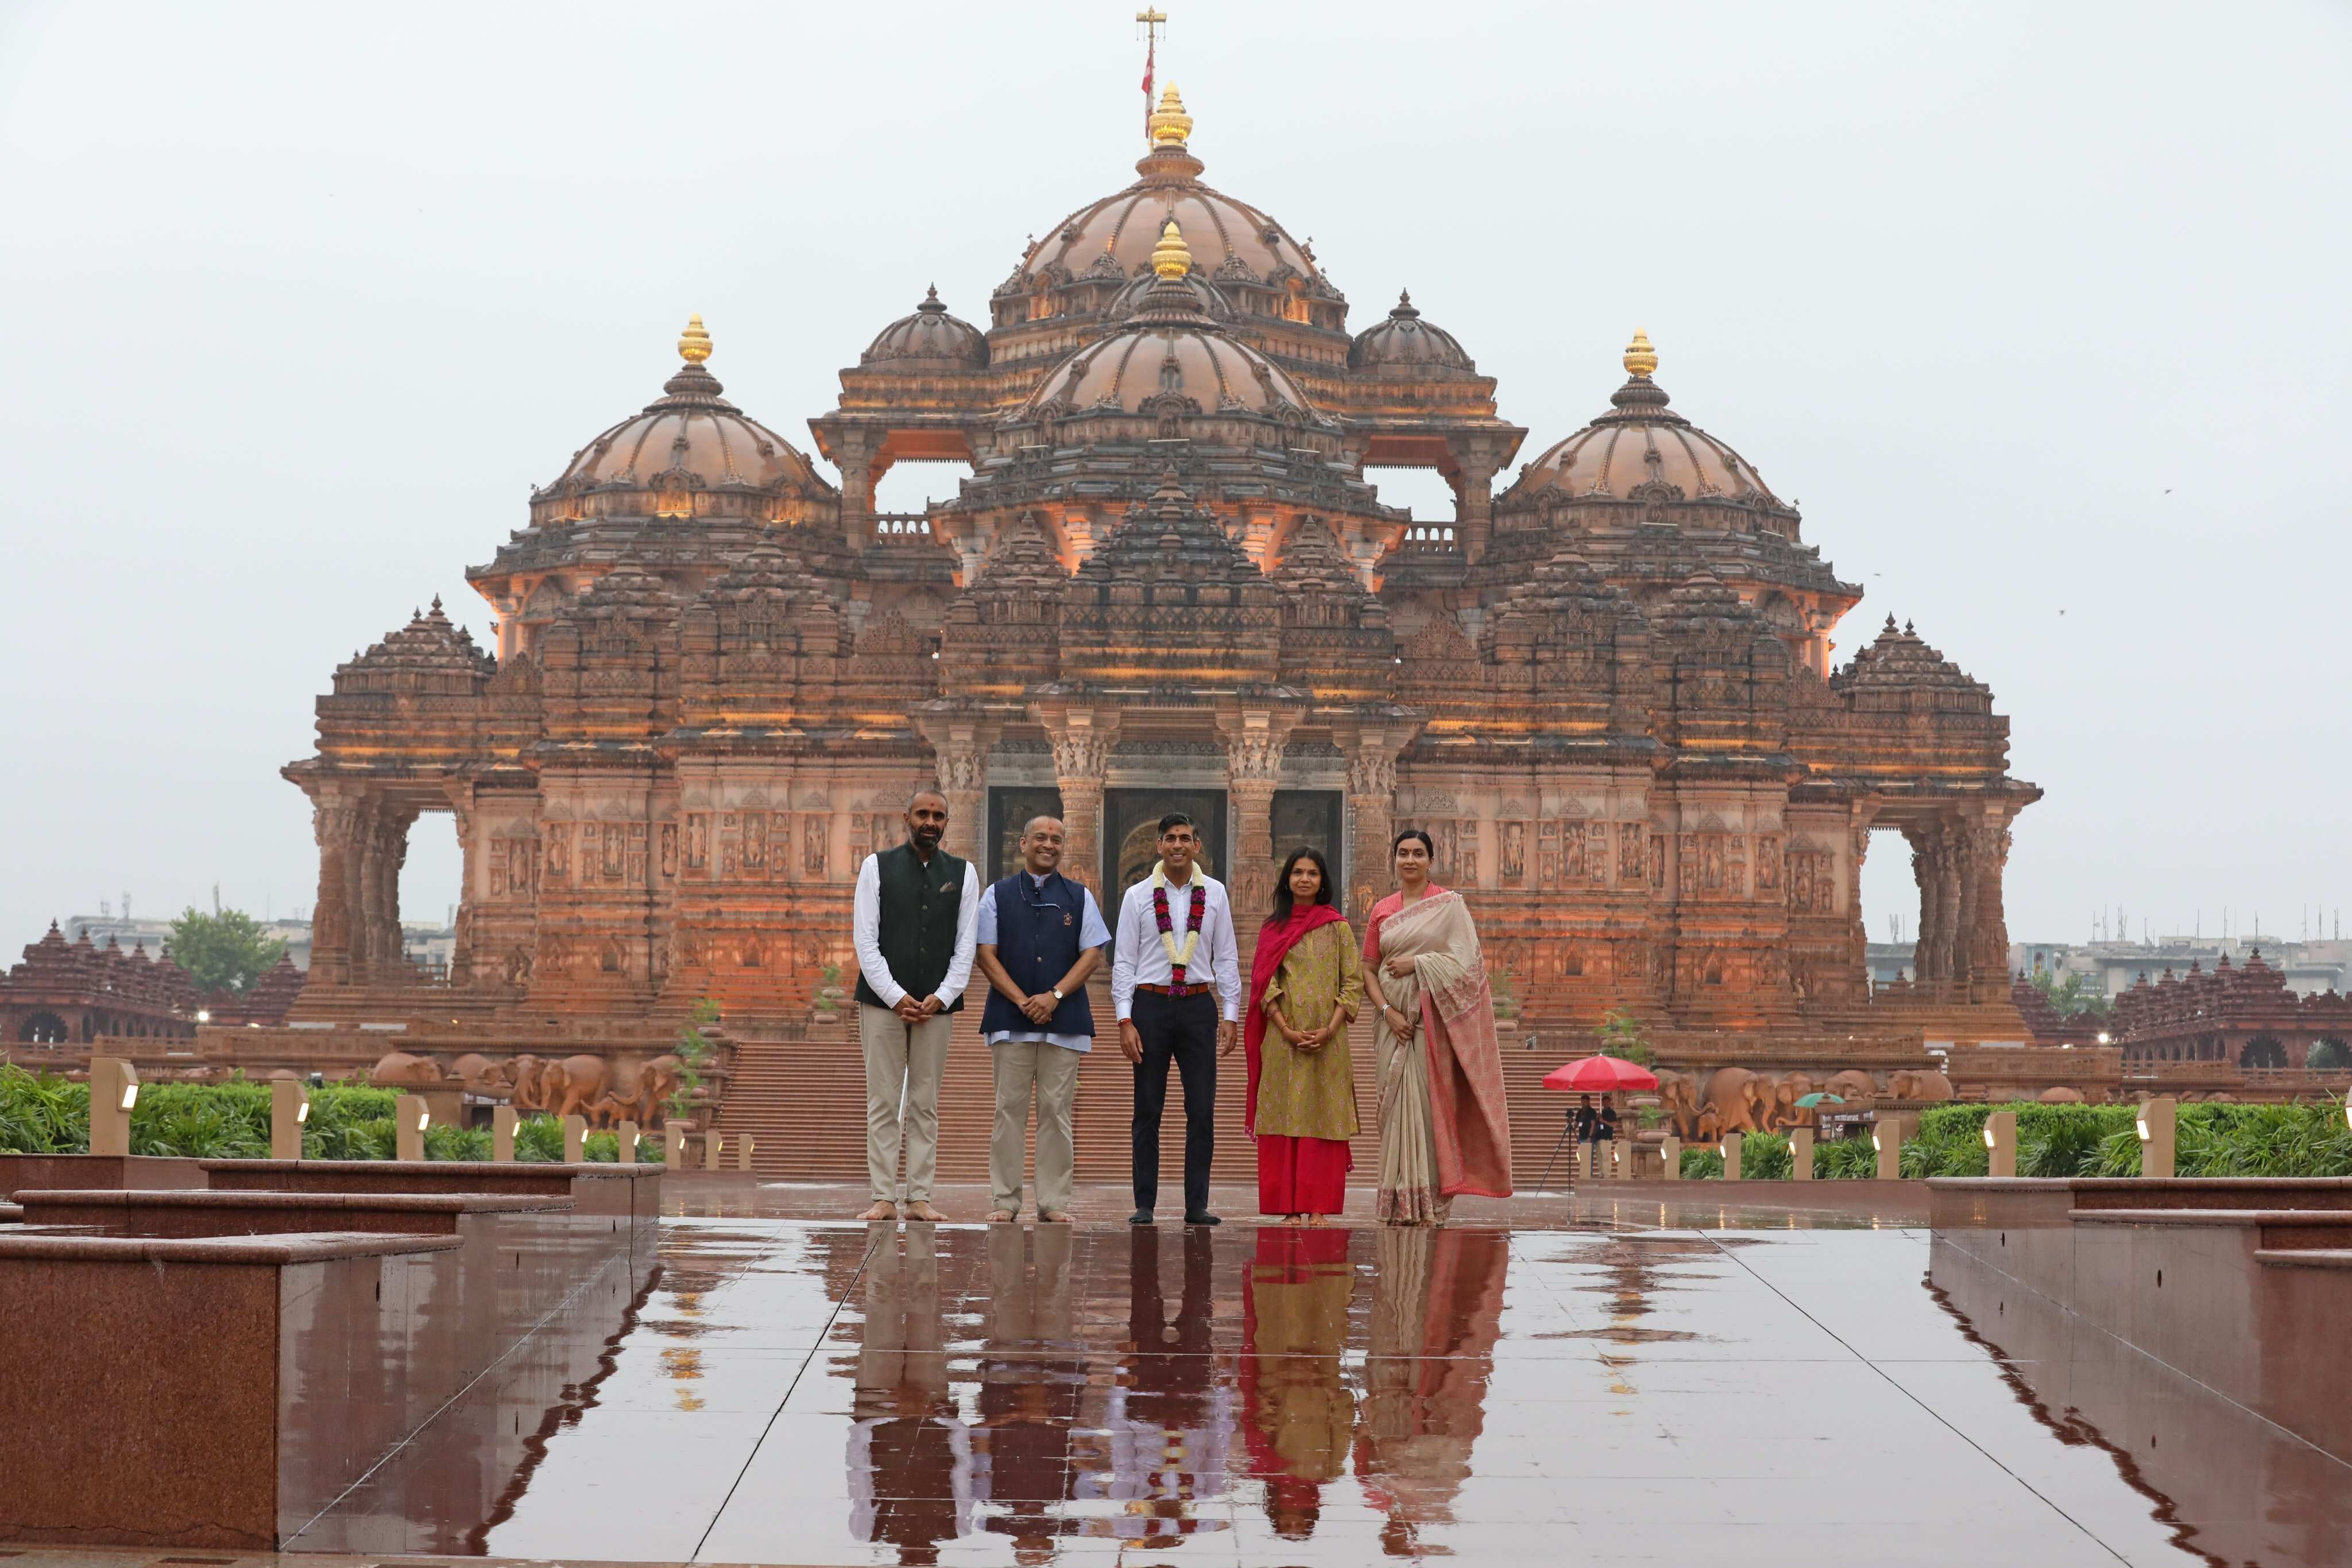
(1150, 860), (1210, 985)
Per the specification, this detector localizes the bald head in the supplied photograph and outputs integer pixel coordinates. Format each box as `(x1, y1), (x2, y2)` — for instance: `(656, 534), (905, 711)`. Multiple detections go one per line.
(1019, 815), (1066, 875)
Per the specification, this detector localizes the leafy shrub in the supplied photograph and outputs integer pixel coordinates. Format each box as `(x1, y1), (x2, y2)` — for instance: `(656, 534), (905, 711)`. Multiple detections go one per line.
(424, 1122), (492, 1161)
(1738, 1131), (1793, 1179)
(0, 1064), (90, 1152)
(1812, 1135), (1880, 1180)
(513, 1113), (567, 1162)
(1680, 1146), (1724, 1179)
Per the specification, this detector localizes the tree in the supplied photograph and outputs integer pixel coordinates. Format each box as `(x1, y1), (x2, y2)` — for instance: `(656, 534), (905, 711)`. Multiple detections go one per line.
(2032, 968), (2110, 1018)
(167, 907), (286, 994)
(2307, 1037), (2350, 1071)
(666, 997), (722, 1120)
(1595, 1007), (1654, 1066)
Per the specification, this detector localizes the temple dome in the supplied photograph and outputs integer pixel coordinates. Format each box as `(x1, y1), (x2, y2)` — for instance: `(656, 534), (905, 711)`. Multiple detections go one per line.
(998, 88), (1333, 302)
(1015, 220), (1324, 424)
(540, 316), (829, 504)
(861, 287), (988, 368)
(1104, 267), (1233, 322)
(1349, 291), (1473, 372)
(1502, 331), (1780, 507)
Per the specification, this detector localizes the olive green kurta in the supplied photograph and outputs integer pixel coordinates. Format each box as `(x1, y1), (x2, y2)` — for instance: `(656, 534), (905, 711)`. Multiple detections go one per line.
(1255, 922), (1364, 1141)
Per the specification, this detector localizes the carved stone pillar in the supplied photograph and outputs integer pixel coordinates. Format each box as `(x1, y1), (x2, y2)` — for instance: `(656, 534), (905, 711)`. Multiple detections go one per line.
(1043, 710), (1118, 895)
(1344, 749), (1399, 924)
(1963, 813), (2014, 1003)
(308, 794), (363, 986)
(934, 740), (987, 865)
(1905, 826), (1938, 989)
(835, 428), (882, 552)
(1450, 445), (1502, 564)
(446, 786), (478, 985)
(1224, 724), (1286, 923)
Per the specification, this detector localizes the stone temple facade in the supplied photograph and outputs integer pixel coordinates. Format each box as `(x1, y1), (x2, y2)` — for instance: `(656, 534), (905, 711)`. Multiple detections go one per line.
(283, 88), (2038, 1049)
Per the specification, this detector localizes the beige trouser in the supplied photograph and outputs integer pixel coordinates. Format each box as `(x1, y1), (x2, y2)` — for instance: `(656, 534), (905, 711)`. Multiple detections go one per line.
(989, 1040), (1081, 1216)
(860, 1002), (952, 1204)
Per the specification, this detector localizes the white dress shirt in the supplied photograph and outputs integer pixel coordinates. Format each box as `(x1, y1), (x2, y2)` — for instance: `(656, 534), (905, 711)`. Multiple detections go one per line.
(975, 872), (1112, 1052)
(852, 850), (981, 1009)
(1111, 868), (1242, 1023)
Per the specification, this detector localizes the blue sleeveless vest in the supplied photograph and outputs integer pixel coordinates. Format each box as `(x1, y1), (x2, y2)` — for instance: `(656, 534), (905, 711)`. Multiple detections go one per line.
(979, 870), (1096, 1039)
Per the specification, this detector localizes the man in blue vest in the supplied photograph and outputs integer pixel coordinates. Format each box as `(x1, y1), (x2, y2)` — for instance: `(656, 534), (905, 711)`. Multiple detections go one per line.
(852, 787), (979, 1222)
(974, 815), (1111, 1223)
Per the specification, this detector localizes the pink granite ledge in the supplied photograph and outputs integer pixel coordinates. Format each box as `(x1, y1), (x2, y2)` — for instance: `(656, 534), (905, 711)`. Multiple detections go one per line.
(2068, 1209), (2352, 1228)
(198, 1158), (661, 1180)
(0, 1229), (463, 1263)
(10, 1188), (573, 1214)
(2256, 1247), (2352, 1269)
(0, 1202), (20, 1223)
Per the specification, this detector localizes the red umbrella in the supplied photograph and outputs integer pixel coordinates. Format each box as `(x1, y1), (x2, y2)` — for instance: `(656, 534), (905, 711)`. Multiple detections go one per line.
(1542, 1055), (1658, 1093)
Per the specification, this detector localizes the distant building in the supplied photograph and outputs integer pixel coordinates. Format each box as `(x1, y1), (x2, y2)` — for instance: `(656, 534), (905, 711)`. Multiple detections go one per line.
(2010, 937), (2349, 1000)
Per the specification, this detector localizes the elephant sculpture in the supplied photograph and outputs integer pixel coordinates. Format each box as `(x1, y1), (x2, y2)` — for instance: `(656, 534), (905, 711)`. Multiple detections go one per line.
(1886, 1069), (1955, 1103)
(505, 1054), (550, 1111)
(370, 1051), (446, 1087)
(1702, 1067), (1766, 1137)
(1654, 1069), (1703, 1140)
(535, 1055), (614, 1123)
(449, 1053), (509, 1091)
(593, 1054), (685, 1128)
(1768, 1072), (1818, 1130)
(1823, 1070), (1878, 1108)
(2037, 1086), (2084, 1104)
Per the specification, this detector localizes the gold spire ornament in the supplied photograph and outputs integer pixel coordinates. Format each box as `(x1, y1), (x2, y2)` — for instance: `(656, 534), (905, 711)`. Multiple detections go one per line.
(1152, 217), (1192, 280)
(1148, 83), (1193, 149)
(678, 313), (713, 364)
(1623, 327), (1657, 378)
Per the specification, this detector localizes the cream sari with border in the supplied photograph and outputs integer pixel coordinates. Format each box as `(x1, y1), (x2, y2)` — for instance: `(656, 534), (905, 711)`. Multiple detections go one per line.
(1369, 888), (1513, 1224)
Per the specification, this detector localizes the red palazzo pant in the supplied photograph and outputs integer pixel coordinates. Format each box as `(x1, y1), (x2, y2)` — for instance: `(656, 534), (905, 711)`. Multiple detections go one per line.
(1256, 1133), (1352, 1215)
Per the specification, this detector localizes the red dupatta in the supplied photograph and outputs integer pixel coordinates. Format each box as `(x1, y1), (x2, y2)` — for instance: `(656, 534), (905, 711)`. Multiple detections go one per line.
(1244, 903), (1345, 1132)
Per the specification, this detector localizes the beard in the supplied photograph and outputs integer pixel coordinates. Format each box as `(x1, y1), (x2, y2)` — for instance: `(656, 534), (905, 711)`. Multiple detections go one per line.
(911, 823), (943, 851)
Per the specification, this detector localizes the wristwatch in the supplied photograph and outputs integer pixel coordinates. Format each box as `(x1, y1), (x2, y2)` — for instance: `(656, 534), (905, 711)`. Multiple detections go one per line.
(1050, 988), (1064, 1002)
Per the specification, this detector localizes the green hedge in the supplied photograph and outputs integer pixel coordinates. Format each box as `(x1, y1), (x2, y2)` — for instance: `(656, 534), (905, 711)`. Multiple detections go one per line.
(1665, 1100), (2352, 1180)
(0, 1066), (667, 1164)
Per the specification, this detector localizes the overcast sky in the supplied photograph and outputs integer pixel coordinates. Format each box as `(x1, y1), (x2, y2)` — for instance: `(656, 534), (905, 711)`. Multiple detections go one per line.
(2, 1), (2347, 954)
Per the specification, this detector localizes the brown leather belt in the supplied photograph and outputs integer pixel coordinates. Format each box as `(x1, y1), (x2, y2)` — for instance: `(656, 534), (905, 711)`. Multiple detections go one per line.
(1136, 982), (1213, 996)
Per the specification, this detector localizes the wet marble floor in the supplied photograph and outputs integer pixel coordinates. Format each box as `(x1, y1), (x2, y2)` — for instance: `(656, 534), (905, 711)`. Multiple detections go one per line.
(40, 1188), (2352, 1567)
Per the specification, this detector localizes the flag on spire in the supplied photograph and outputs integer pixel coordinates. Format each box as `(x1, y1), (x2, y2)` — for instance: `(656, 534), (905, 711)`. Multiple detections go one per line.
(1138, 9), (1166, 141)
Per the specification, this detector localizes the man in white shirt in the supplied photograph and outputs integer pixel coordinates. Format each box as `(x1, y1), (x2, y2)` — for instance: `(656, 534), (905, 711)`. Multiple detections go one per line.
(851, 788), (980, 1222)
(973, 815), (1111, 1224)
(1109, 812), (1241, 1225)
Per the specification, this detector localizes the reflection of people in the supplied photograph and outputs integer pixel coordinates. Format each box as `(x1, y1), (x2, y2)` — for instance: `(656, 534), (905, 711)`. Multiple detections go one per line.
(1076, 1226), (1228, 1544)
(974, 816), (1109, 1223)
(1354, 1225), (1511, 1555)
(1247, 847), (1362, 1224)
(848, 1224), (972, 1562)
(975, 1223), (1083, 1566)
(1360, 829), (1514, 1225)
(1240, 1225), (1355, 1540)
(852, 788), (980, 1222)
(1112, 813), (1241, 1226)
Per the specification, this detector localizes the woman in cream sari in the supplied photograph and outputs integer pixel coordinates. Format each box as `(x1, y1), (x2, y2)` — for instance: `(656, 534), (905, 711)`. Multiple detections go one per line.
(1360, 829), (1513, 1224)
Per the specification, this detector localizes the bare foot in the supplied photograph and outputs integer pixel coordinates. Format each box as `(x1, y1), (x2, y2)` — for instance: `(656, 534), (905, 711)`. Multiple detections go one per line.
(859, 1201), (897, 1221)
(987, 1209), (1016, 1223)
(1306, 1213), (1332, 1227)
(1040, 1210), (1074, 1224)
(904, 1201), (947, 1223)
(1281, 1214), (1305, 1226)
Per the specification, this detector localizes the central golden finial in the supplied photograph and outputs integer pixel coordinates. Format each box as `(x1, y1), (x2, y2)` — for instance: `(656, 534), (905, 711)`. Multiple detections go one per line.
(678, 313), (713, 364)
(1152, 217), (1192, 280)
(1148, 83), (1192, 149)
(1623, 327), (1657, 378)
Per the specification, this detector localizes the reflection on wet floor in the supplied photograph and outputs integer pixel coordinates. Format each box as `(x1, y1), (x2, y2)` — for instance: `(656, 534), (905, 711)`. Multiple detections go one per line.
(281, 1212), (2350, 1566)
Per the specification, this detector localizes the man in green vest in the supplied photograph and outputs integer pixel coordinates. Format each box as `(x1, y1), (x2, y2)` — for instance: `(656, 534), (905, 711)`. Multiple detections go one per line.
(852, 787), (980, 1221)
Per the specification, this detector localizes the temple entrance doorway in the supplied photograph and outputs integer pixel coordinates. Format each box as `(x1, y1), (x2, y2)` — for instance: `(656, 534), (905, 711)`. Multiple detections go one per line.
(986, 787), (1065, 882)
(1271, 789), (1345, 911)
(19, 1011), (67, 1044)
(1860, 826), (1925, 993)
(1102, 789), (1227, 898)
